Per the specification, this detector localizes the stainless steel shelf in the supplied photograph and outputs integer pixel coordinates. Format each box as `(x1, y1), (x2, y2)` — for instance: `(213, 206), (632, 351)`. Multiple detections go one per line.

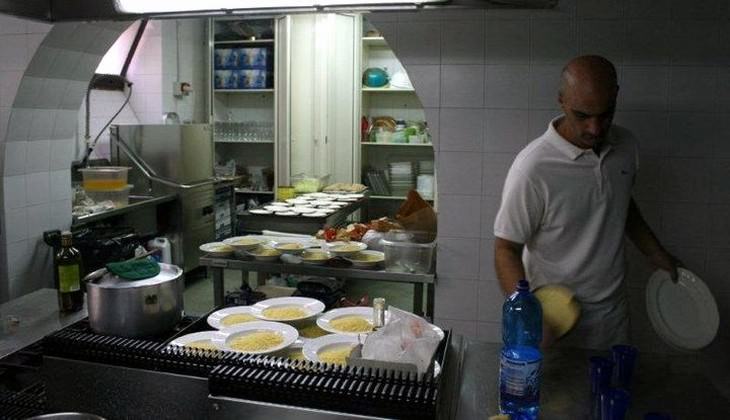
(235, 189), (274, 195)
(362, 87), (415, 92)
(214, 39), (274, 45)
(72, 194), (177, 226)
(200, 256), (435, 284)
(361, 142), (433, 147)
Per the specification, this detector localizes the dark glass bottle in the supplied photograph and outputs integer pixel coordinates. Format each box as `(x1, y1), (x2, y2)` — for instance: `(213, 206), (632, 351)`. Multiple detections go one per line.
(55, 231), (83, 312)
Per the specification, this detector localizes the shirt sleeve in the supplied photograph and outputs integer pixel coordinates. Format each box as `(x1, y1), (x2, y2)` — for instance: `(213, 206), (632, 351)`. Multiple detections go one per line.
(493, 164), (544, 244)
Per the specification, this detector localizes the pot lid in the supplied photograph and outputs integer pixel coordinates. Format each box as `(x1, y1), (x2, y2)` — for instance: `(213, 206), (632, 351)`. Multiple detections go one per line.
(93, 263), (183, 289)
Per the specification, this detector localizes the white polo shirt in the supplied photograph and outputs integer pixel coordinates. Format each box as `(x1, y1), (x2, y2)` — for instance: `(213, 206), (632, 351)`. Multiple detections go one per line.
(494, 117), (639, 306)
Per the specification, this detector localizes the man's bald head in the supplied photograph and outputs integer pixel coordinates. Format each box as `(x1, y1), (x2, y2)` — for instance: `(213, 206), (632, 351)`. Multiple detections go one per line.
(559, 55), (618, 100)
(555, 55), (619, 150)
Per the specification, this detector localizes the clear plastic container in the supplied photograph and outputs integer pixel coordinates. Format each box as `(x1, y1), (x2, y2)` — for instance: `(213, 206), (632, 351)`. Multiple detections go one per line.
(381, 236), (435, 274)
(291, 174), (330, 193)
(78, 167), (130, 191)
(86, 185), (132, 207)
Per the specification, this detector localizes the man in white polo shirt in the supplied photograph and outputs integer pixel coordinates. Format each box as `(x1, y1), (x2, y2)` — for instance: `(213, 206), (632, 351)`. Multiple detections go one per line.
(493, 55), (678, 350)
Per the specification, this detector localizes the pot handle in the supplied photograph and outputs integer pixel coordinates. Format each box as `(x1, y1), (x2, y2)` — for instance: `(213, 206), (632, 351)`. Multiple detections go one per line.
(83, 267), (108, 284)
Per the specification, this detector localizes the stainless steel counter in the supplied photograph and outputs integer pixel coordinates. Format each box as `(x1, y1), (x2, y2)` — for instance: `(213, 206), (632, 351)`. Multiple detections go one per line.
(72, 193), (177, 226)
(456, 340), (730, 419)
(0, 288), (87, 358)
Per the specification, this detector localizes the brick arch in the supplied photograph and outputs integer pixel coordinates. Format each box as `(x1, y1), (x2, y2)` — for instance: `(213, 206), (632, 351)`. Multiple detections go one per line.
(0, 20), (132, 301)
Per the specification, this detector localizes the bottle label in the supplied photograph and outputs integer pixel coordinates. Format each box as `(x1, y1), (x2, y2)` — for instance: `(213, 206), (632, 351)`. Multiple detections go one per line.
(58, 265), (80, 292)
(500, 353), (541, 398)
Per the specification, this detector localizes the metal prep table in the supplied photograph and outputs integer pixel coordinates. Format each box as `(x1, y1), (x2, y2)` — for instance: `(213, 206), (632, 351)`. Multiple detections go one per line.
(199, 256), (435, 318)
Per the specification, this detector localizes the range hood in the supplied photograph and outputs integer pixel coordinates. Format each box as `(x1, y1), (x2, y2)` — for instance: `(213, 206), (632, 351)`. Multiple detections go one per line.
(0, 0), (556, 21)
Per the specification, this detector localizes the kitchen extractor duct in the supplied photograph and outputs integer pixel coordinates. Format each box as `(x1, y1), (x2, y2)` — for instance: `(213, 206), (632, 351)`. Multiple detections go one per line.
(0, 0), (556, 22)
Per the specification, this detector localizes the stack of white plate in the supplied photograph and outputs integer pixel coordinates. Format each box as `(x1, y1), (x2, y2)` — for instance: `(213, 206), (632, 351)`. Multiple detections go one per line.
(388, 161), (415, 197)
(418, 160), (434, 175)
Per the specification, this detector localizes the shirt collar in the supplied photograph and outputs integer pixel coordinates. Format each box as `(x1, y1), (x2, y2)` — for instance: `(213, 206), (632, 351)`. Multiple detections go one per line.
(543, 116), (616, 161)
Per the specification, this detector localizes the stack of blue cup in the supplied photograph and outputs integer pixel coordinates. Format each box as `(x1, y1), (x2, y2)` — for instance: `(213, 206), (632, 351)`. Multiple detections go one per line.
(589, 344), (639, 420)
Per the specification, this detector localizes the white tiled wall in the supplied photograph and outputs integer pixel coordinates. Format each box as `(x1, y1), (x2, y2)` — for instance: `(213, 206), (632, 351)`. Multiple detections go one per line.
(371, 0), (730, 350)
(0, 17), (130, 301)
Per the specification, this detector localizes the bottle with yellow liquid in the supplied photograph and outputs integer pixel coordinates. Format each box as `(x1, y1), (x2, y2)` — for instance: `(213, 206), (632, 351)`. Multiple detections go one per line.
(55, 231), (84, 312)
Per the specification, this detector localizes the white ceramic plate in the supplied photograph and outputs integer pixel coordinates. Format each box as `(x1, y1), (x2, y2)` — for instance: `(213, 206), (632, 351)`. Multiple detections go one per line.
(252, 296), (326, 322)
(223, 235), (266, 251)
(303, 212), (327, 218)
(300, 249), (331, 265)
(343, 194), (365, 199)
(207, 306), (257, 329)
(292, 207), (317, 214)
(265, 206), (290, 212)
(248, 209), (272, 215)
(311, 200), (334, 206)
(319, 208), (336, 215)
(275, 211), (298, 217)
(199, 242), (234, 257)
(212, 321), (299, 355)
(169, 331), (222, 350)
(272, 241), (307, 255)
(646, 268), (719, 350)
(246, 246), (282, 262)
(286, 199), (309, 205)
(326, 202), (346, 208)
(303, 334), (360, 364)
(345, 250), (385, 269)
(326, 241), (367, 257)
(316, 307), (380, 336)
(307, 193), (332, 199)
(270, 202), (291, 207)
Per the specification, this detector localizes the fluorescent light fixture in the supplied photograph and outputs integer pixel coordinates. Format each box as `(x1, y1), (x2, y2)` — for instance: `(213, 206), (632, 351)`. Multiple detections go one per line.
(115, 0), (443, 13)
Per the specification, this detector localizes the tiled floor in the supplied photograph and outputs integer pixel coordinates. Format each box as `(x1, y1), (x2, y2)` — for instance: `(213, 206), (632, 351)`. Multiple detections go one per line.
(183, 269), (414, 317)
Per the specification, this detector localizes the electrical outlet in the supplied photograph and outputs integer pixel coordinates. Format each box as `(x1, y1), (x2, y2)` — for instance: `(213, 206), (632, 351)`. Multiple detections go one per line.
(173, 81), (192, 98)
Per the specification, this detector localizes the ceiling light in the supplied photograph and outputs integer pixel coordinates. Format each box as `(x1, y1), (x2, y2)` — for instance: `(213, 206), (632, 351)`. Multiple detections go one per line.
(115, 0), (445, 13)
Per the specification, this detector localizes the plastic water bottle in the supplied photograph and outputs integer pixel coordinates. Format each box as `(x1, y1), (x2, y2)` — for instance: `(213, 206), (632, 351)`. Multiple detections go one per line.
(499, 279), (543, 419)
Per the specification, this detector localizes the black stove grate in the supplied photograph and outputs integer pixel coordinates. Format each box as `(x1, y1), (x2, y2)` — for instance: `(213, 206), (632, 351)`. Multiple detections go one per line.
(0, 381), (46, 420)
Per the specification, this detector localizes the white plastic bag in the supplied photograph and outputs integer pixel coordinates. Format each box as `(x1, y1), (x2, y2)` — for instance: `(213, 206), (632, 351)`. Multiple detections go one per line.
(361, 306), (442, 374)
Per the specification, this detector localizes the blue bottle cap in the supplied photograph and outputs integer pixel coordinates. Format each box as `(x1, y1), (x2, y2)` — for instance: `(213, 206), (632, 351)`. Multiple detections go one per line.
(517, 279), (530, 291)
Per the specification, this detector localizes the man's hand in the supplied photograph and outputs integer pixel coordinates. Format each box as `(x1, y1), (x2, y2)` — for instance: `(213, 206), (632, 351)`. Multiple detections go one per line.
(648, 250), (681, 282)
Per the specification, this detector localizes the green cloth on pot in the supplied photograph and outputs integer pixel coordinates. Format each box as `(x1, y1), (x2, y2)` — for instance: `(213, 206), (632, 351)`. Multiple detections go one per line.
(106, 259), (160, 280)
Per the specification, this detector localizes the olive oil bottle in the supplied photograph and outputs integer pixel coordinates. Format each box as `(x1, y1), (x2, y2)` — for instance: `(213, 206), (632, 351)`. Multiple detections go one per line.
(55, 231), (83, 312)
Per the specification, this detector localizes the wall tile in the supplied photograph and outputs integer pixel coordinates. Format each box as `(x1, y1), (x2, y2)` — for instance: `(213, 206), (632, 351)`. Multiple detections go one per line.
(530, 0), (577, 20)
(440, 65), (484, 108)
(669, 21), (720, 66)
(529, 65), (562, 110)
(440, 20), (485, 65)
(28, 109), (56, 141)
(25, 46), (59, 78)
(485, 20), (530, 65)
(406, 65), (440, 108)
(478, 278), (503, 323)
(37, 78), (67, 109)
(0, 15), (27, 35)
(480, 195), (501, 238)
(528, 110), (559, 140)
(668, 67), (718, 112)
(666, 113), (721, 158)
(633, 158), (664, 202)
(482, 153), (514, 197)
(6, 108), (33, 142)
(6, 240), (31, 279)
(26, 172), (50, 206)
(49, 169), (71, 202)
(3, 141), (26, 176)
(438, 108), (484, 152)
(3, 208), (27, 244)
(50, 199), (72, 230)
(484, 109), (529, 153)
(13, 76), (43, 108)
(530, 20), (576, 65)
(434, 277), (478, 320)
(613, 112), (668, 157)
(25, 203), (51, 241)
(437, 152), (482, 195)
(60, 80), (87, 110)
(660, 158), (711, 203)
(624, 21), (669, 65)
(626, 0), (670, 19)
(577, 19), (625, 64)
(669, 0), (725, 19)
(0, 34), (27, 71)
(719, 70), (730, 114)
(661, 202), (708, 247)
(476, 321), (501, 343)
(479, 238), (496, 280)
(434, 318), (477, 338)
(25, 140), (51, 173)
(484, 65), (529, 109)
(710, 161), (730, 204)
(50, 138), (75, 170)
(706, 249), (730, 294)
(0, 71), (23, 108)
(53, 110), (78, 139)
(3, 175), (26, 210)
(437, 194), (481, 238)
(576, 0), (624, 19)
(395, 22), (440, 65)
(48, 50), (82, 80)
(436, 237), (481, 280)
(619, 67), (668, 111)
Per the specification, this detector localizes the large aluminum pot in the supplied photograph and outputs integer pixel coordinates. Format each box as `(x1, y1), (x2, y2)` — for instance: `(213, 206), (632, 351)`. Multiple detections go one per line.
(85, 263), (184, 338)
(27, 413), (106, 420)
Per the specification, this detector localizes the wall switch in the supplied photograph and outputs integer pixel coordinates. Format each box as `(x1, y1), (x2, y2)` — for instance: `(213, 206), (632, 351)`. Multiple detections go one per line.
(173, 81), (192, 98)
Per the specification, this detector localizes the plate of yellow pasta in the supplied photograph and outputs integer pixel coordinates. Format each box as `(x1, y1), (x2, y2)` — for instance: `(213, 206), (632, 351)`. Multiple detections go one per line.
(168, 331), (223, 351)
(303, 334), (360, 365)
(213, 321), (299, 354)
(316, 307), (385, 336)
(251, 297), (325, 323)
(207, 306), (258, 329)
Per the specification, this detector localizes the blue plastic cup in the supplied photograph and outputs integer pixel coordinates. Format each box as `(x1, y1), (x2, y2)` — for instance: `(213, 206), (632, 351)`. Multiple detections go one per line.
(600, 387), (631, 420)
(612, 344), (638, 389)
(590, 356), (614, 419)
